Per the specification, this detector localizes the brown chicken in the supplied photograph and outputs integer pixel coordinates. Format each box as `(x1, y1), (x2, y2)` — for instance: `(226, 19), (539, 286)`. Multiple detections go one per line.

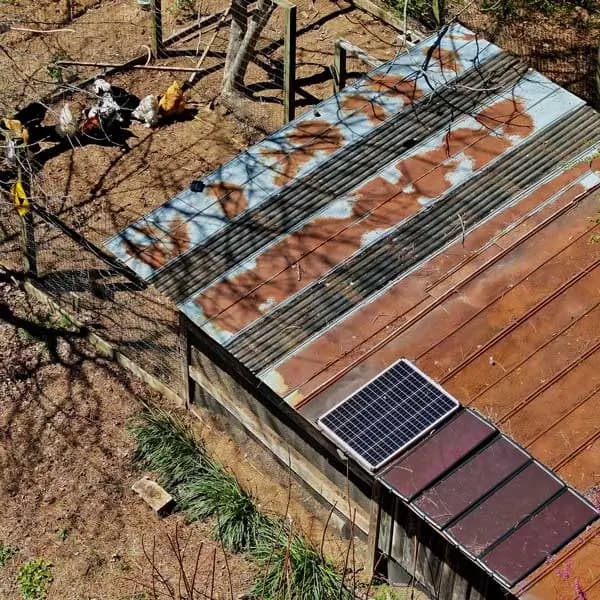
(158, 81), (187, 118)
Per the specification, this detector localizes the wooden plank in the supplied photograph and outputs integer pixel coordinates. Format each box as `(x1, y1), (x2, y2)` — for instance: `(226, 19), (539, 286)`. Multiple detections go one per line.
(333, 39), (347, 93)
(189, 363), (370, 532)
(179, 312), (191, 409)
(365, 480), (382, 577)
(349, 0), (425, 41)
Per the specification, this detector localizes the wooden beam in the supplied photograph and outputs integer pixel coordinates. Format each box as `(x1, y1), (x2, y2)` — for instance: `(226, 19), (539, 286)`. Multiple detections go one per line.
(333, 39), (347, 93)
(349, 0), (425, 42)
(57, 60), (210, 73)
(179, 312), (192, 409)
(150, 0), (165, 58)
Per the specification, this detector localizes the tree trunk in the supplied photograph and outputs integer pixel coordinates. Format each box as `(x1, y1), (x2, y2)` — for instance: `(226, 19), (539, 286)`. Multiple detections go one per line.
(222, 0), (275, 96)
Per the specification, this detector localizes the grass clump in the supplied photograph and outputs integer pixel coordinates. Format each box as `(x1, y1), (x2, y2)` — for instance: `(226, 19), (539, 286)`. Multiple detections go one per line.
(0, 543), (17, 567)
(17, 560), (53, 600)
(130, 407), (351, 599)
(251, 526), (351, 600)
(179, 464), (268, 553)
(373, 584), (409, 600)
(129, 407), (209, 491)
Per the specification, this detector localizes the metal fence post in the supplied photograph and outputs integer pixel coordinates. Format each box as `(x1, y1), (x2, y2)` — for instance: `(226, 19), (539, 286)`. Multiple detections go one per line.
(280, 0), (296, 124)
(150, 0), (164, 59)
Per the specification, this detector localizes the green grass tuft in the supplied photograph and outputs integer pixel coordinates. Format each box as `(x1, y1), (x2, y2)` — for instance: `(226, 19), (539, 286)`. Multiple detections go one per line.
(17, 560), (53, 600)
(128, 407), (210, 491)
(251, 527), (351, 600)
(0, 543), (17, 567)
(179, 463), (269, 553)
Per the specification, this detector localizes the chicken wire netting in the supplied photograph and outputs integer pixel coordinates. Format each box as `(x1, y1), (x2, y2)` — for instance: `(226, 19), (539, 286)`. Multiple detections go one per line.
(0, 198), (185, 395)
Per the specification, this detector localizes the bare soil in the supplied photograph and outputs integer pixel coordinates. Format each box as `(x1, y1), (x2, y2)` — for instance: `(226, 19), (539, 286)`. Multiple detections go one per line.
(0, 277), (256, 599)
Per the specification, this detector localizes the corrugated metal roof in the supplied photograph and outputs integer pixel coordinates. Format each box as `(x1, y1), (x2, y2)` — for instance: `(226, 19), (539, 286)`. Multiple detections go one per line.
(107, 22), (600, 596)
(378, 409), (598, 589)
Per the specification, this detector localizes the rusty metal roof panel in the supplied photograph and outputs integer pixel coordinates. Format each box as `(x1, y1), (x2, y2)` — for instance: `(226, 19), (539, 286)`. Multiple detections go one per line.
(481, 490), (598, 587)
(106, 23), (500, 281)
(106, 22), (600, 592)
(413, 436), (530, 527)
(379, 409), (495, 500)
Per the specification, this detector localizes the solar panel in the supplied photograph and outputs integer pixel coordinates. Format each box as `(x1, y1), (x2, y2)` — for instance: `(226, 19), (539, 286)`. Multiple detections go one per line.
(318, 359), (460, 472)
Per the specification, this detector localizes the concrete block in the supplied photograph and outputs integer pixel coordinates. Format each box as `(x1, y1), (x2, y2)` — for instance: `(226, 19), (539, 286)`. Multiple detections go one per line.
(132, 476), (174, 515)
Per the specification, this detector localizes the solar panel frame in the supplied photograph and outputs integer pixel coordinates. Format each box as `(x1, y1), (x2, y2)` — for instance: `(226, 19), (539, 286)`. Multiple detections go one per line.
(317, 358), (460, 472)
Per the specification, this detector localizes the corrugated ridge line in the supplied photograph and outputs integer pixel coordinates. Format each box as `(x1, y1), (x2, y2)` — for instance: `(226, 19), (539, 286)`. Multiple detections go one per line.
(104, 26), (460, 249)
(152, 51), (522, 304)
(230, 106), (600, 372)
(227, 88), (579, 359)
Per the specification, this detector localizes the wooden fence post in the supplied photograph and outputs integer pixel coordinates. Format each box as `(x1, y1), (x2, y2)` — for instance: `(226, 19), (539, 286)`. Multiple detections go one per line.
(278, 0), (296, 124)
(150, 0), (164, 59)
(19, 211), (37, 277)
(365, 480), (382, 578)
(333, 39), (347, 93)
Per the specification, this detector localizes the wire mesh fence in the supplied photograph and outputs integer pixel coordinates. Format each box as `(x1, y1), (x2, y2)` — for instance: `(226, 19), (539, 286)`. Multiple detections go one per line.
(448, 3), (599, 107)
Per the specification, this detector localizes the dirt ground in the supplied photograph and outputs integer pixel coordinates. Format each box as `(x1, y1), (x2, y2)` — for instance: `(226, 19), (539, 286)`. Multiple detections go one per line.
(0, 276), (372, 599)
(0, 277), (256, 599)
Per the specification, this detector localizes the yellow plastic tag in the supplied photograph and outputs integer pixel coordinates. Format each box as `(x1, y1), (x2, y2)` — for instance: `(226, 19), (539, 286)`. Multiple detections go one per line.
(10, 180), (29, 216)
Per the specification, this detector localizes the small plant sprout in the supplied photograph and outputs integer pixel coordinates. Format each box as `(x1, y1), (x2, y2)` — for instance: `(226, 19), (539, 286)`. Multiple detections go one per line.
(56, 527), (69, 542)
(17, 559), (53, 600)
(0, 543), (18, 567)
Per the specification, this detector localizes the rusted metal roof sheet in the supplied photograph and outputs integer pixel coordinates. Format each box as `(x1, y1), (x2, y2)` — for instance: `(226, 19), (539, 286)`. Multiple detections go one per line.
(107, 21), (600, 595)
(379, 409), (598, 590)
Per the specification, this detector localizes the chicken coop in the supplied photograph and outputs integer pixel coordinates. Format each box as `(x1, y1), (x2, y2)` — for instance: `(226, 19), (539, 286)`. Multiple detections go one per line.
(106, 23), (600, 600)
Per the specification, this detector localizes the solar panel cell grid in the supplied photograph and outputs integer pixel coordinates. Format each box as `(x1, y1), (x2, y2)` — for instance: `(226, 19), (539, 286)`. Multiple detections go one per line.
(318, 360), (459, 471)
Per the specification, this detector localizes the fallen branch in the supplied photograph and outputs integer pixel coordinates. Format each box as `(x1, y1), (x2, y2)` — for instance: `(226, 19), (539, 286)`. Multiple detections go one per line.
(10, 26), (76, 34)
(188, 7), (231, 85)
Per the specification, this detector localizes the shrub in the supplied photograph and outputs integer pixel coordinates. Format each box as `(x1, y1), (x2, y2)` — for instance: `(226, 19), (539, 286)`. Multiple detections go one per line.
(130, 407), (351, 599)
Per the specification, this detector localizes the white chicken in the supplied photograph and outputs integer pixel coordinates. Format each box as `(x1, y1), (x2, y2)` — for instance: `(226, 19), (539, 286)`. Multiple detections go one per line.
(55, 103), (78, 138)
(92, 78), (112, 95)
(132, 95), (159, 128)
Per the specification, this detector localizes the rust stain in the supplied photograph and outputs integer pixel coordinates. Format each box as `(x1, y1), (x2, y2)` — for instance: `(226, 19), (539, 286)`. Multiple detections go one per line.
(260, 119), (344, 186)
(364, 75), (423, 102)
(424, 46), (463, 72)
(206, 181), (248, 219)
(123, 217), (191, 270)
(195, 98), (536, 336)
(341, 94), (388, 124)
